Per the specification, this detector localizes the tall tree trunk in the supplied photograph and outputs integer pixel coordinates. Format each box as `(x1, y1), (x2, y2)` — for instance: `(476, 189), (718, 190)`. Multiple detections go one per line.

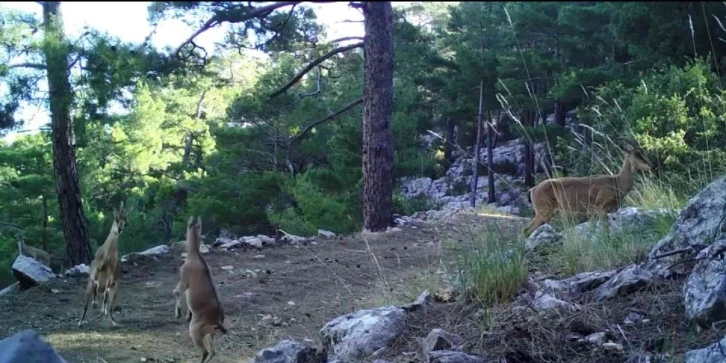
(42, 2), (92, 265)
(444, 116), (454, 162)
(362, 1), (395, 232)
(554, 100), (565, 127)
(41, 194), (48, 251)
(469, 80), (484, 209)
(487, 110), (498, 204)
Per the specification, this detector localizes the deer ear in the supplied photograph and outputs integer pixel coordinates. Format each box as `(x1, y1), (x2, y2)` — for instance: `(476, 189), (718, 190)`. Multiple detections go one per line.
(187, 216), (195, 228)
(113, 207), (119, 219)
(196, 216), (202, 231)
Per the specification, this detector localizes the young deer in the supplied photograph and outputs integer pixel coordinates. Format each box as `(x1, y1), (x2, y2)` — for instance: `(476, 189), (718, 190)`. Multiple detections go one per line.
(523, 138), (652, 237)
(174, 216), (227, 363)
(78, 201), (128, 327)
(16, 235), (51, 267)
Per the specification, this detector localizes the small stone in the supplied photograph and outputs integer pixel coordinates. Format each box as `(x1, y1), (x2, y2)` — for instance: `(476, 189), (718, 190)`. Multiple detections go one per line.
(602, 342), (624, 352)
(221, 265), (234, 270)
(288, 301), (296, 306)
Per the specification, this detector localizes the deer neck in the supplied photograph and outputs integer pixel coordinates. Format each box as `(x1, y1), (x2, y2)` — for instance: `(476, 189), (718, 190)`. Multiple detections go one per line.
(103, 222), (121, 254)
(615, 155), (636, 196)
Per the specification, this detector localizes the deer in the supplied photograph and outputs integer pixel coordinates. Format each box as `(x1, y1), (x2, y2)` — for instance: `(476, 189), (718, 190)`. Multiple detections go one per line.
(16, 235), (51, 267)
(174, 216), (227, 363)
(78, 201), (128, 327)
(523, 137), (652, 238)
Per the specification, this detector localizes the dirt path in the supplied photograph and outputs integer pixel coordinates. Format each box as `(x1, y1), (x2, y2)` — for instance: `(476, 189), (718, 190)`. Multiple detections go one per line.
(0, 214), (526, 363)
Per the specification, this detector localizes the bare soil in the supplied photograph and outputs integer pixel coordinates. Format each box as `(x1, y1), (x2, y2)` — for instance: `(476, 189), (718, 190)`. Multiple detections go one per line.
(0, 213), (721, 363)
(0, 214), (521, 363)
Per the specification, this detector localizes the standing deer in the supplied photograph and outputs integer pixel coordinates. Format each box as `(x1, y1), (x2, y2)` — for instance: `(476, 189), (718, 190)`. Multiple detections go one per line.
(523, 138), (652, 237)
(16, 235), (51, 267)
(174, 216), (226, 363)
(78, 201), (128, 327)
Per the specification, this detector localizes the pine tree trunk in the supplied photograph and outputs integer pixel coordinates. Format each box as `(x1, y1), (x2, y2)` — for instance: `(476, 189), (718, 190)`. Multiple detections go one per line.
(487, 110), (498, 203)
(362, 2), (395, 232)
(42, 2), (92, 266)
(469, 80), (484, 209)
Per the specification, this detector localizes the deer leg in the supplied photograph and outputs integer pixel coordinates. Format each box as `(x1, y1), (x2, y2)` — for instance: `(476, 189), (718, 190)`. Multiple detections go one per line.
(202, 333), (216, 363)
(173, 280), (187, 319)
(106, 282), (119, 326)
(78, 278), (95, 327)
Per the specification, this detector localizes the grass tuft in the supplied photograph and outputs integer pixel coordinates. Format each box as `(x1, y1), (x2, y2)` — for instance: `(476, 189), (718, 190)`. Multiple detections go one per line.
(455, 223), (528, 304)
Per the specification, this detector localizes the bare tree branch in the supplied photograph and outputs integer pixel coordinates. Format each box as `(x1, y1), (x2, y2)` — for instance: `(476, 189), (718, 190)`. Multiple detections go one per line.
(285, 97), (363, 176)
(329, 36), (364, 43)
(174, 1), (301, 59)
(297, 65), (322, 100)
(289, 97), (363, 147)
(269, 41), (364, 99)
(8, 63), (46, 70)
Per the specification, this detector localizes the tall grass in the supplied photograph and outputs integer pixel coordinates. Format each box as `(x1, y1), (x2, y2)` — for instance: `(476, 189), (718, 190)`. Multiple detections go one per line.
(455, 223), (527, 304)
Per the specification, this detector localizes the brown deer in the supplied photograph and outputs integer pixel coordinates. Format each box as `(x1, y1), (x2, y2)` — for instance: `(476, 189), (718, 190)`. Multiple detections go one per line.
(523, 138), (652, 237)
(78, 201), (128, 327)
(16, 235), (51, 267)
(174, 216), (226, 363)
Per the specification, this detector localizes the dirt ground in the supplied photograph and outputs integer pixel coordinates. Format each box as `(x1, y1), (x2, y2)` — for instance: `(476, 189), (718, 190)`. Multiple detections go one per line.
(2, 212), (720, 363)
(0, 213), (524, 363)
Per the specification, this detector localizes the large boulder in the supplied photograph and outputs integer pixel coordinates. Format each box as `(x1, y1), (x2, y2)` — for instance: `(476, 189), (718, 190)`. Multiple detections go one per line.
(647, 176), (726, 277)
(683, 236), (726, 327)
(12, 255), (55, 289)
(594, 265), (653, 301)
(686, 334), (726, 363)
(253, 340), (321, 363)
(320, 307), (405, 363)
(0, 329), (67, 363)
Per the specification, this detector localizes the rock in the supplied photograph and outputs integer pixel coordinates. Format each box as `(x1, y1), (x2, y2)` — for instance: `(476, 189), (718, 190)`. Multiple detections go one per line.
(403, 290), (432, 311)
(625, 352), (671, 363)
(647, 175), (726, 277)
(139, 245), (169, 256)
(686, 334), (726, 363)
(542, 270), (617, 295)
(684, 236), (726, 327)
(594, 265), (653, 301)
(63, 264), (90, 277)
(429, 350), (485, 363)
(213, 236), (235, 247)
(243, 236), (264, 249)
(12, 255), (55, 288)
(318, 229), (336, 238)
(257, 235), (276, 245)
(221, 240), (242, 249)
(602, 342), (624, 352)
(320, 306), (405, 362)
(624, 312), (644, 325)
(0, 282), (20, 297)
(525, 224), (562, 251)
(584, 332), (606, 345)
(0, 329), (68, 363)
(421, 329), (463, 354)
(253, 339), (320, 363)
(531, 291), (577, 312)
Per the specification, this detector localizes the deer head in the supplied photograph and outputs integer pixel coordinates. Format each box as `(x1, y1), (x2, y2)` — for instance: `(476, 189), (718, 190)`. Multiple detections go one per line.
(616, 137), (652, 173)
(112, 201), (129, 235)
